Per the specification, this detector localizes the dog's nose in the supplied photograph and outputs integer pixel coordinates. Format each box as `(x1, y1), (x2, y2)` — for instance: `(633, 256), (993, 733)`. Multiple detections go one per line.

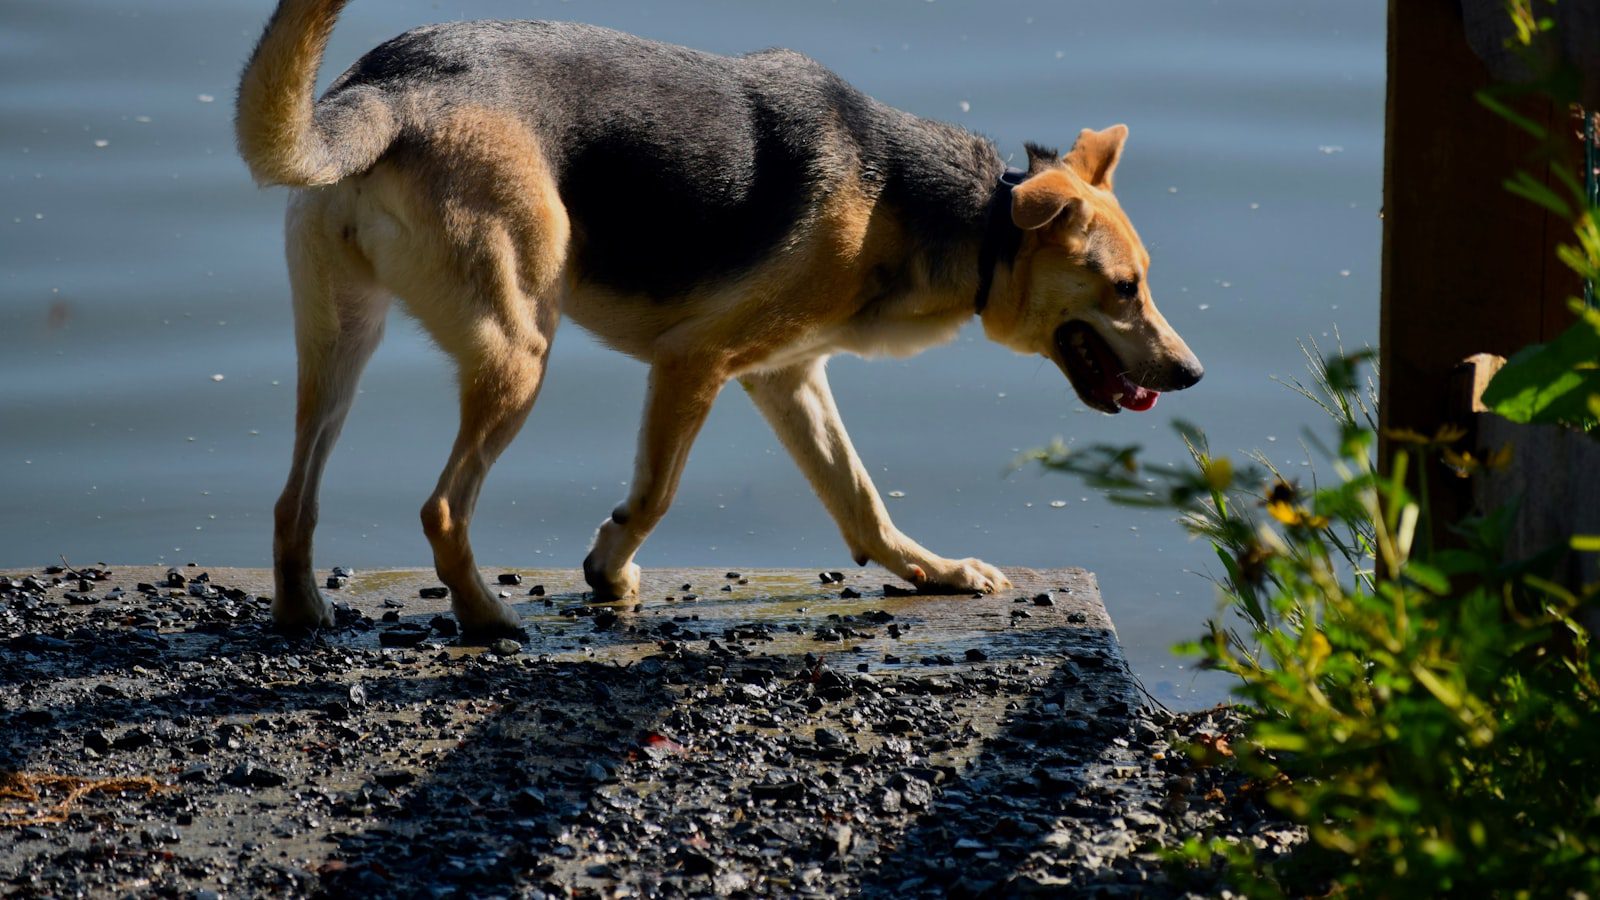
(1171, 358), (1204, 390)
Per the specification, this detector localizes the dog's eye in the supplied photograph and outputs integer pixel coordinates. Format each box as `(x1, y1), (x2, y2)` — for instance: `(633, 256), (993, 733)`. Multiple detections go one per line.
(1114, 279), (1139, 299)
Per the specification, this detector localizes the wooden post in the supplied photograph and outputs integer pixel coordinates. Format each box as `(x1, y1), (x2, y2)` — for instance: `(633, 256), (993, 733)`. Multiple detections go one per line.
(1380, 0), (1583, 534)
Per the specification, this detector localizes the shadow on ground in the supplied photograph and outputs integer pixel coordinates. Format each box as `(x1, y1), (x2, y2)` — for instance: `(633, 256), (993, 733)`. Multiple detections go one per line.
(1, 565), (1274, 898)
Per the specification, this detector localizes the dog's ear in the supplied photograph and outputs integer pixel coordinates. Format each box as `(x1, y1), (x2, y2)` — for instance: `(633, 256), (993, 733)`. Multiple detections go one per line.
(1064, 124), (1128, 189)
(1011, 169), (1085, 231)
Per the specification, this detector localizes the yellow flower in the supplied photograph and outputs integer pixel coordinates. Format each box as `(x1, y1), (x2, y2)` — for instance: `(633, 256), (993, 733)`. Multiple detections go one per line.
(1264, 480), (1329, 529)
(1441, 443), (1513, 478)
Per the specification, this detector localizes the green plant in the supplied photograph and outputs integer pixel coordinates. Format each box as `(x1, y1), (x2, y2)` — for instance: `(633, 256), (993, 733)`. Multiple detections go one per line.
(1027, 352), (1600, 896)
(1026, 6), (1600, 892)
(1475, 0), (1600, 435)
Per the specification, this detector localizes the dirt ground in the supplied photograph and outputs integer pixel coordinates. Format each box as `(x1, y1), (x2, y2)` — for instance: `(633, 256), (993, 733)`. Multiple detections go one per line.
(1, 563), (1295, 898)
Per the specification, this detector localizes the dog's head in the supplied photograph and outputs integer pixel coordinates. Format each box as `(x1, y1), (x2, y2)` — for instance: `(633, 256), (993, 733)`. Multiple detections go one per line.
(981, 126), (1202, 413)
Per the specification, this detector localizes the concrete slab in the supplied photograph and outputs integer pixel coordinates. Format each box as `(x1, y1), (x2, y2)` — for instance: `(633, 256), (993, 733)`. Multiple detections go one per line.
(183, 564), (1125, 672)
(1, 565), (1189, 897)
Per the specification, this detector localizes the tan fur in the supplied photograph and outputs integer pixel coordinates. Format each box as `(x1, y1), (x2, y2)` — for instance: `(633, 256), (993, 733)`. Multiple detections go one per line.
(265, 96), (1195, 631)
(236, 0), (397, 186)
(983, 127), (1198, 395)
(1064, 124), (1127, 188)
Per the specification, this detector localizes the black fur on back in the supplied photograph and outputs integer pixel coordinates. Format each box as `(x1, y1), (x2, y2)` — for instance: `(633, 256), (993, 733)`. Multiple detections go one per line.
(322, 21), (1009, 301)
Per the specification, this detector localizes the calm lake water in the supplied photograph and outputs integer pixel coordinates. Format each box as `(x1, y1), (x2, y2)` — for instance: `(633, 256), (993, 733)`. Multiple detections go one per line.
(0, 0), (1383, 707)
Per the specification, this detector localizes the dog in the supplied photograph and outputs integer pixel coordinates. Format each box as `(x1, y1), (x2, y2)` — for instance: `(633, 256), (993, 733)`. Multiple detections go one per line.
(236, 0), (1203, 636)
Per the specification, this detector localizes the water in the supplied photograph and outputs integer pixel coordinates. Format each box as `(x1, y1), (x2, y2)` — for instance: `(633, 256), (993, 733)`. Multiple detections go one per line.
(0, 0), (1384, 707)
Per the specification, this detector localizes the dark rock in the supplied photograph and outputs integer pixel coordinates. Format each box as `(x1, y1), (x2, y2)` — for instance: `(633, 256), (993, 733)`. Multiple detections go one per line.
(1099, 701), (1131, 718)
(497, 573), (523, 585)
(373, 769), (416, 789)
(840, 587), (862, 599)
(815, 727), (848, 748)
(419, 586), (449, 599)
(677, 849), (717, 876)
(1033, 593), (1056, 607)
(378, 627), (429, 648)
(490, 638), (522, 656)
(429, 615), (459, 637)
(751, 780), (805, 802)
(512, 786), (547, 812)
(13, 634), (71, 653)
(225, 761), (288, 789)
(112, 729), (154, 751)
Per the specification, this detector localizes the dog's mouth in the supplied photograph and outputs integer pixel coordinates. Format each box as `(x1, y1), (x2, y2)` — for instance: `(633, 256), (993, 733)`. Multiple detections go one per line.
(1051, 321), (1160, 414)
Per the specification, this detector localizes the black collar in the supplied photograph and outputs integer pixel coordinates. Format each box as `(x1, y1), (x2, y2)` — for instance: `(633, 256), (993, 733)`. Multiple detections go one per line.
(974, 167), (1027, 315)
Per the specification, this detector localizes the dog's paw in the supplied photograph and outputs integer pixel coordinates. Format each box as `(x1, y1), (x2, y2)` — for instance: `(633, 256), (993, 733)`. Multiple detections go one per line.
(910, 557), (1011, 595)
(583, 552), (640, 601)
(272, 594), (335, 631)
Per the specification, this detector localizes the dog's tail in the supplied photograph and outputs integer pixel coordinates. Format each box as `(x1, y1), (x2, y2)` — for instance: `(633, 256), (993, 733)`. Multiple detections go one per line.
(236, 0), (397, 187)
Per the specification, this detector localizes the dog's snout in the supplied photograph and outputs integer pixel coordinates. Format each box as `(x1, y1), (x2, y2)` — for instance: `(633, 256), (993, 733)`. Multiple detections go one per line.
(1171, 358), (1204, 391)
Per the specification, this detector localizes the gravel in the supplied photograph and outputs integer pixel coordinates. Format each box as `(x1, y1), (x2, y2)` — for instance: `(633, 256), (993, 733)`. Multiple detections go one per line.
(1, 564), (1299, 897)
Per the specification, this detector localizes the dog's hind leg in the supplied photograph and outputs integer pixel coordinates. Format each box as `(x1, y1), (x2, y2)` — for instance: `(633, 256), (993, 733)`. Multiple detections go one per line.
(367, 109), (570, 635)
(273, 207), (391, 629)
(418, 304), (555, 635)
(583, 356), (729, 600)
(742, 358), (1011, 595)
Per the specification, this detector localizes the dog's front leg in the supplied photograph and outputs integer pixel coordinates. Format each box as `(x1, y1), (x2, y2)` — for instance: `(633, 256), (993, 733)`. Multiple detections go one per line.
(742, 358), (1011, 595)
(583, 357), (726, 600)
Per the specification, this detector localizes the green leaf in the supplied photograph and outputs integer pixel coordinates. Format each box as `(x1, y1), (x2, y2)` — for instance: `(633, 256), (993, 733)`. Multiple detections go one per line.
(1572, 535), (1600, 553)
(1339, 424), (1375, 460)
(1476, 89), (1549, 139)
(1253, 729), (1309, 753)
(1504, 170), (1573, 218)
(1402, 562), (1450, 595)
(1481, 311), (1600, 428)
(1431, 548), (1489, 577)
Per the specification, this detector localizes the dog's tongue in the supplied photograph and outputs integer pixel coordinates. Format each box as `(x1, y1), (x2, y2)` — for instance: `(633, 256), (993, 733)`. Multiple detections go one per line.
(1116, 374), (1159, 412)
